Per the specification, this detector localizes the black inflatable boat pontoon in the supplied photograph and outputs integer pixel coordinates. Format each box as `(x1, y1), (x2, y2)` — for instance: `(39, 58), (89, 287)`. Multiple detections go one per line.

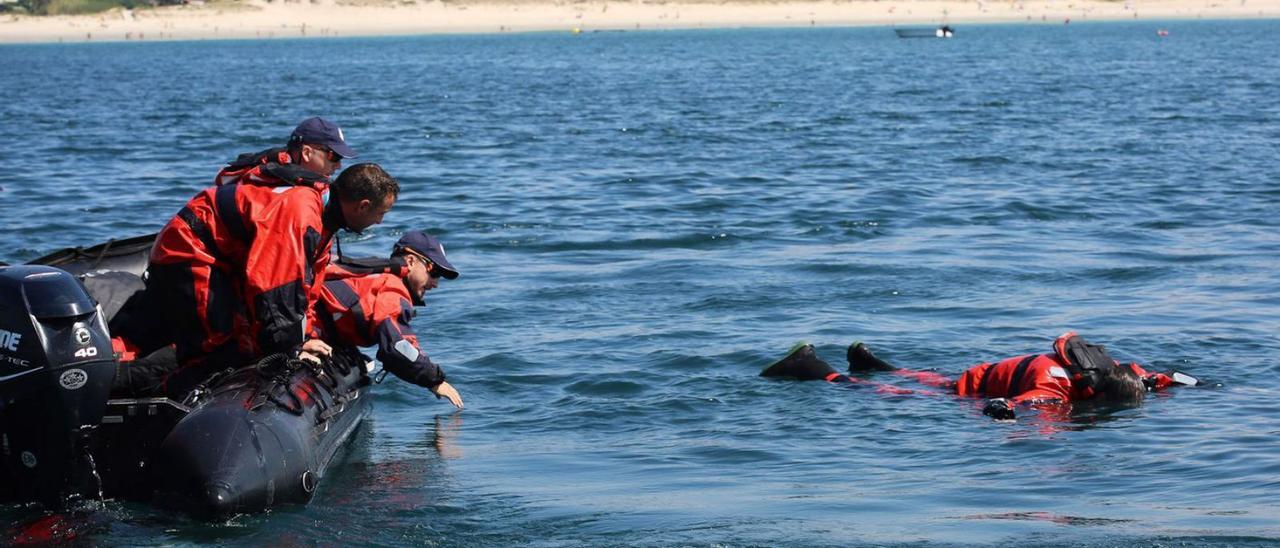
(0, 235), (372, 518)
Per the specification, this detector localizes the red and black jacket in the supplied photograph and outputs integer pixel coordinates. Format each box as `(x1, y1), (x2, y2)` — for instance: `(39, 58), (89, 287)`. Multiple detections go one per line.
(150, 159), (336, 356)
(213, 147), (293, 187)
(315, 264), (446, 388)
(955, 333), (1176, 404)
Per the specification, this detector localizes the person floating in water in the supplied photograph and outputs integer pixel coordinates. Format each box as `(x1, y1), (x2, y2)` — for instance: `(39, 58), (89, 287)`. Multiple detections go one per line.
(761, 332), (1199, 420)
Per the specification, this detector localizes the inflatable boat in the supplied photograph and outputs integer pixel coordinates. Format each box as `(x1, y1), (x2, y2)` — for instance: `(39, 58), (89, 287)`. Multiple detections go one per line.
(0, 235), (372, 518)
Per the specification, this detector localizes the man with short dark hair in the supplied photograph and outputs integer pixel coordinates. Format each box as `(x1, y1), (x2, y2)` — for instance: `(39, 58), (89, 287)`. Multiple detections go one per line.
(325, 164), (399, 233)
(138, 118), (400, 397)
(316, 231), (463, 408)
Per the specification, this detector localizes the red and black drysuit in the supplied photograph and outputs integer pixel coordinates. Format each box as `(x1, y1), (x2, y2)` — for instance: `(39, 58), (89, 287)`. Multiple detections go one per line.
(313, 264), (447, 389)
(825, 333), (1183, 407)
(888, 333), (1181, 404)
(213, 147), (293, 187)
(143, 148), (347, 396)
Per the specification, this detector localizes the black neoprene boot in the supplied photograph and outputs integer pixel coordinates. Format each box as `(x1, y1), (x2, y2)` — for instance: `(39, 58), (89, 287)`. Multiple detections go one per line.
(847, 342), (897, 372)
(760, 343), (838, 380)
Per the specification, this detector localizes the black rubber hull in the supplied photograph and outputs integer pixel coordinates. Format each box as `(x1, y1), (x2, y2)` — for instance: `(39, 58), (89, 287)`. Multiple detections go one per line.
(154, 353), (370, 518)
(5, 236), (372, 517)
(28, 233), (155, 278)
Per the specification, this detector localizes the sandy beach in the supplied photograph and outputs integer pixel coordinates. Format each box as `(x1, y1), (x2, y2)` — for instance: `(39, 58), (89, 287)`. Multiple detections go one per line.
(0, 0), (1277, 43)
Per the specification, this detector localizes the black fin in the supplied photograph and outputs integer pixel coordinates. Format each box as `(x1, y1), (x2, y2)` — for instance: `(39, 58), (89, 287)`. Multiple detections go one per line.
(760, 343), (837, 380)
(847, 342), (897, 372)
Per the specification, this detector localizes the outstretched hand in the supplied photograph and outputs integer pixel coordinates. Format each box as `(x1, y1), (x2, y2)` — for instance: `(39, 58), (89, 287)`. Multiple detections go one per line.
(982, 398), (1016, 420)
(432, 381), (464, 409)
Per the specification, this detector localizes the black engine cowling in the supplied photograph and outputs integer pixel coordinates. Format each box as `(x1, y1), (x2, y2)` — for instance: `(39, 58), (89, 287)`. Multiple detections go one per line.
(0, 265), (116, 506)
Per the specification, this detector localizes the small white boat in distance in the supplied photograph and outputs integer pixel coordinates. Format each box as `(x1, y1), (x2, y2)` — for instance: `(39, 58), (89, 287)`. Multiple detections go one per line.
(894, 25), (954, 38)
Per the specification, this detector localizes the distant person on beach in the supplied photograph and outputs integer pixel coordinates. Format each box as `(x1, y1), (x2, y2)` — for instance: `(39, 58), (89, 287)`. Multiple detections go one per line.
(117, 119), (400, 397)
(761, 332), (1199, 420)
(316, 231), (464, 408)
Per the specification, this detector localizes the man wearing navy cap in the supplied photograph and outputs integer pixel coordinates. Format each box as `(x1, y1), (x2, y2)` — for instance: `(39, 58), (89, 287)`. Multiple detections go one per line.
(314, 231), (463, 408)
(127, 118), (401, 398)
(215, 116), (356, 186)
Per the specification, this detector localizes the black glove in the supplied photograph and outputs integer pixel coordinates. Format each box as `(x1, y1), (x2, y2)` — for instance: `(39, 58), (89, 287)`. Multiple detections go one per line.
(982, 398), (1016, 420)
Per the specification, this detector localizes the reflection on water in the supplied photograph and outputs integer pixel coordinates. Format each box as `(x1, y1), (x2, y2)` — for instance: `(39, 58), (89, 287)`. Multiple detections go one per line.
(3, 502), (116, 546)
(434, 414), (465, 461)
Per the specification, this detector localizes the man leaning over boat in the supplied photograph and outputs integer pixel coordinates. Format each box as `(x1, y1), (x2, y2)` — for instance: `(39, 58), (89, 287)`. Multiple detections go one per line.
(315, 231), (464, 408)
(114, 118), (400, 399)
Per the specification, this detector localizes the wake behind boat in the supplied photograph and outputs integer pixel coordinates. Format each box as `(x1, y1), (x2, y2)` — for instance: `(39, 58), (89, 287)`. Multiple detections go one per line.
(0, 235), (372, 518)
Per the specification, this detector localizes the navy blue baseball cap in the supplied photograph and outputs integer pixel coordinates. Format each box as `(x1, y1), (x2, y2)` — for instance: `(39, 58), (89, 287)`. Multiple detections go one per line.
(394, 231), (459, 280)
(289, 117), (358, 158)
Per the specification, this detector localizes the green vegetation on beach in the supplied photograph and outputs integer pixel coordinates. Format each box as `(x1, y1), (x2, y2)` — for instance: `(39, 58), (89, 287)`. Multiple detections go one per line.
(1, 0), (181, 16)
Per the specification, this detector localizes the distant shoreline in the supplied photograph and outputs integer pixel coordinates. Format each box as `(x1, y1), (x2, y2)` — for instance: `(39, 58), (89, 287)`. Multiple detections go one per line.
(2, 0), (1278, 44)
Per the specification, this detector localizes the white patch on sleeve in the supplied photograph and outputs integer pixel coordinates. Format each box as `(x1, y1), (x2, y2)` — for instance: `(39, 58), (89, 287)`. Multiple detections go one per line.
(332, 312), (345, 322)
(1048, 366), (1069, 379)
(1172, 372), (1199, 386)
(394, 339), (420, 362)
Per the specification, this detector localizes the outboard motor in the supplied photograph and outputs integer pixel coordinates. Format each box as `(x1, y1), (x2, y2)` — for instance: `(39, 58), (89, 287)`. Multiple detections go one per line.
(0, 265), (116, 506)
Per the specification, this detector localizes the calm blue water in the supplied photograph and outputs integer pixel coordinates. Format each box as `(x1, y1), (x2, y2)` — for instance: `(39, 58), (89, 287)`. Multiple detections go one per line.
(2, 20), (1279, 546)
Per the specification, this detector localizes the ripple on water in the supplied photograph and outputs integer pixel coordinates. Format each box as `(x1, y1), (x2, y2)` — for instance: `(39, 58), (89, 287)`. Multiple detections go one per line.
(4, 21), (1280, 546)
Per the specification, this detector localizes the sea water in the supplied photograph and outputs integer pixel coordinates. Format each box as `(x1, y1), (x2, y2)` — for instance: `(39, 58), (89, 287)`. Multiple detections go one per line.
(1, 20), (1278, 546)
